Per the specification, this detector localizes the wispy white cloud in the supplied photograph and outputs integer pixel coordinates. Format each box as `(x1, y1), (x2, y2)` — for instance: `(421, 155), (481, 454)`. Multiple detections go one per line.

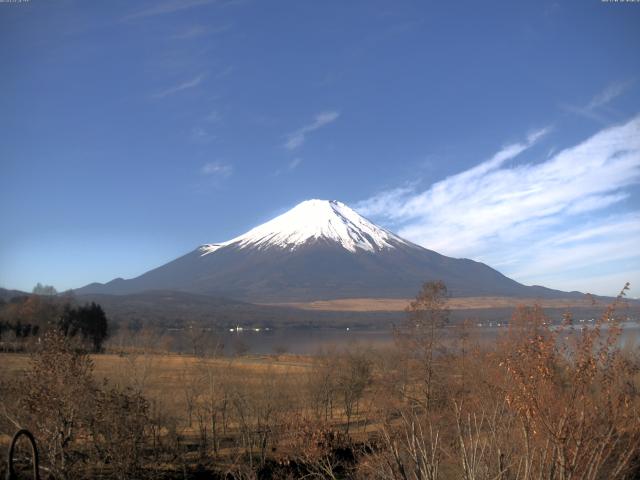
(216, 66), (234, 79)
(172, 24), (232, 39)
(587, 80), (634, 110)
(192, 127), (216, 143)
(504, 216), (640, 296)
(284, 111), (340, 150)
(189, 110), (222, 144)
(357, 126), (552, 224)
(153, 74), (205, 99)
(124, 0), (217, 21)
(273, 157), (303, 176)
(357, 115), (640, 295)
(288, 157), (302, 170)
(205, 110), (222, 123)
(488, 213), (640, 275)
(563, 269), (640, 299)
(561, 79), (634, 123)
(201, 161), (232, 177)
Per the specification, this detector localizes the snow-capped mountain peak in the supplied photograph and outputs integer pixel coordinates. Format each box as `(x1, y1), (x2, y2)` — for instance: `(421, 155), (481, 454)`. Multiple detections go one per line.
(76, 199), (575, 302)
(200, 199), (409, 255)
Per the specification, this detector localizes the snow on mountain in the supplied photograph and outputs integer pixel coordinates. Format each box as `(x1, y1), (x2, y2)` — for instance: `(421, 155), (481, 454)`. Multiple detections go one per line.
(75, 198), (583, 302)
(200, 199), (410, 255)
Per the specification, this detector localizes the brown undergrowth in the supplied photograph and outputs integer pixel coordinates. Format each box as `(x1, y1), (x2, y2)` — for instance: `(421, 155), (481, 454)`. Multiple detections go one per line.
(1, 284), (638, 479)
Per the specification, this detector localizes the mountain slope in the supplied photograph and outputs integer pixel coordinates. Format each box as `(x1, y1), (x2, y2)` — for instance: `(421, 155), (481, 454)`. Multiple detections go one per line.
(76, 200), (583, 302)
(0, 287), (29, 302)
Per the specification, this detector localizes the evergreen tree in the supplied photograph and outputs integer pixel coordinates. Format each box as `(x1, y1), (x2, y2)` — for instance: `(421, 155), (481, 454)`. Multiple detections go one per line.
(58, 302), (109, 352)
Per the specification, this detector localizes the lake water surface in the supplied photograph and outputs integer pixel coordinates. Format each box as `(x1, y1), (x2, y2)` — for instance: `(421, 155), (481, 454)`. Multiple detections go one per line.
(169, 321), (640, 355)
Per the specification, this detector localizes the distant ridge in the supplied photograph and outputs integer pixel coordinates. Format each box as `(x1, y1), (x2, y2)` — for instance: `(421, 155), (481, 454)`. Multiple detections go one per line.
(76, 199), (586, 302)
(0, 287), (29, 301)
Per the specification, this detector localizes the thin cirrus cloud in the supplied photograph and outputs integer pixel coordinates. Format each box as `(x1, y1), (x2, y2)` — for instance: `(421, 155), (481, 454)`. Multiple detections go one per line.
(205, 110), (222, 123)
(586, 79), (634, 110)
(123, 0), (217, 21)
(191, 127), (216, 143)
(561, 79), (634, 124)
(152, 74), (205, 99)
(272, 157), (302, 177)
(288, 158), (302, 170)
(284, 111), (340, 151)
(172, 24), (232, 40)
(356, 115), (640, 294)
(201, 162), (233, 177)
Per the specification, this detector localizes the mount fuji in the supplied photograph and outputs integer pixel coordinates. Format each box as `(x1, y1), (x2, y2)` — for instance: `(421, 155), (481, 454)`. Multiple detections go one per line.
(76, 199), (579, 302)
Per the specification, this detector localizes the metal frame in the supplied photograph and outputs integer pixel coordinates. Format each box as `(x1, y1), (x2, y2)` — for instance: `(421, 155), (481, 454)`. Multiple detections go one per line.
(6, 429), (39, 480)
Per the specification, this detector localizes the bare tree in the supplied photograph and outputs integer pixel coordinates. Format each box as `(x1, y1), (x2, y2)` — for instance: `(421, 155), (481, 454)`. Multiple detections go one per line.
(91, 386), (149, 480)
(308, 348), (339, 421)
(397, 281), (449, 410)
(338, 349), (373, 435)
(364, 408), (441, 480)
(13, 330), (96, 479)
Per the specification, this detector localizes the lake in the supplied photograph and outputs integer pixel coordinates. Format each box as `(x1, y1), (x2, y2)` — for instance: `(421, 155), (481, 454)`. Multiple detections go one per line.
(164, 321), (640, 356)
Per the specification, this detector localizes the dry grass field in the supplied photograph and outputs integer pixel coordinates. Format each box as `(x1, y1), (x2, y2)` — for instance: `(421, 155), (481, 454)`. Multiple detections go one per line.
(0, 351), (313, 383)
(0, 346), (391, 477)
(266, 295), (604, 311)
(0, 351), (313, 434)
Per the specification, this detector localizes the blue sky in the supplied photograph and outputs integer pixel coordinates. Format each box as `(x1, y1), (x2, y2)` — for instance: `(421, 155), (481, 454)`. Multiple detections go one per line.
(1, 0), (639, 296)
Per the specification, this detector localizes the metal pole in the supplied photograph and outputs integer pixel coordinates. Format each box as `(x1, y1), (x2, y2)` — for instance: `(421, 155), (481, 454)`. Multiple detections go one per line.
(6, 429), (39, 480)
